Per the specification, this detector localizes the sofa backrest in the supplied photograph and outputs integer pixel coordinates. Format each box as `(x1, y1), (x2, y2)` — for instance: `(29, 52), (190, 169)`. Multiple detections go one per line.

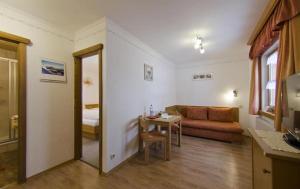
(165, 105), (239, 122)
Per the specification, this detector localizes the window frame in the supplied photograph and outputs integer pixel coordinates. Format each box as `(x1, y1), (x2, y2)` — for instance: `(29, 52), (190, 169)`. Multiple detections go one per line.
(259, 41), (279, 120)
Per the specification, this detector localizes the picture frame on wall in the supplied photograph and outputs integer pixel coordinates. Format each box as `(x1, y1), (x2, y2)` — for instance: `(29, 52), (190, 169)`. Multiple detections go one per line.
(40, 58), (67, 83)
(192, 73), (213, 81)
(144, 64), (153, 81)
(205, 73), (213, 80)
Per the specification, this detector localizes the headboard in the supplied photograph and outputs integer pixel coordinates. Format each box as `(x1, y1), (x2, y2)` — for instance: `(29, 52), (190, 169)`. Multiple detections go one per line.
(85, 104), (99, 109)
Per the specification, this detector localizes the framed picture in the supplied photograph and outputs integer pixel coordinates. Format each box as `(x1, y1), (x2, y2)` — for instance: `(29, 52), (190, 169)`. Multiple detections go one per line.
(193, 74), (200, 80)
(40, 58), (67, 83)
(192, 73), (213, 81)
(206, 73), (213, 80)
(144, 64), (153, 81)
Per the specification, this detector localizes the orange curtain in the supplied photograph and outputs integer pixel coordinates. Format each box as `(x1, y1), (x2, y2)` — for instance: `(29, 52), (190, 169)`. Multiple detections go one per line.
(274, 15), (300, 131)
(249, 58), (262, 115)
(249, 0), (300, 59)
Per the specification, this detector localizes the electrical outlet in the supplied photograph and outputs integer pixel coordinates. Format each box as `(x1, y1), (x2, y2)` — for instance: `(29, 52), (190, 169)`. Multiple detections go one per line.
(110, 154), (115, 160)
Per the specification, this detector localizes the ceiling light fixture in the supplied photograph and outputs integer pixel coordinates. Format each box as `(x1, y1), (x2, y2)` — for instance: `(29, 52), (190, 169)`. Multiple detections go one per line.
(194, 36), (205, 54)
(200, 45), (205, 54)
(194, 36), (202, 49)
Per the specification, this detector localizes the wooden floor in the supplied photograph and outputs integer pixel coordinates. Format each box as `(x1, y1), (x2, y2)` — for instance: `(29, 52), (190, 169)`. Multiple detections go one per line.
(7, 136), (252, 189)
(81, 137), (99, 168)
(0, 150), (17, 188)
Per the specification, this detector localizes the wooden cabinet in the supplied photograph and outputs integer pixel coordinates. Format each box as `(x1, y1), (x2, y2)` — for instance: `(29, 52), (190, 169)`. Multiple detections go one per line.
(250, 128), (300, 189)
(252, 140), (272, 189)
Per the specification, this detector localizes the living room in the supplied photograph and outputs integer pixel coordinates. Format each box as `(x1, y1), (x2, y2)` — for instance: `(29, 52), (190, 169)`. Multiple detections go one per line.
(0, 0), (299, 189)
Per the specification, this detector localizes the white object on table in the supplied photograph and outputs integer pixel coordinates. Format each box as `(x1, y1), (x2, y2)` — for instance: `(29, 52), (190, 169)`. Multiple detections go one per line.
(161, 113), (170, 119)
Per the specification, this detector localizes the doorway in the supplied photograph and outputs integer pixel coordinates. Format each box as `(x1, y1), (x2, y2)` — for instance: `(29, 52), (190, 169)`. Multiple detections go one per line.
(0, 57), (18, 187)
(81, 55), (100, 168)
(0, 31), (30, 185)
(73, 44), (103, 173)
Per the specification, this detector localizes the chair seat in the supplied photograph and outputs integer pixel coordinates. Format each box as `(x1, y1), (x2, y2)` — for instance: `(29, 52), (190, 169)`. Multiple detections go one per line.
(141, 133), (166, 142)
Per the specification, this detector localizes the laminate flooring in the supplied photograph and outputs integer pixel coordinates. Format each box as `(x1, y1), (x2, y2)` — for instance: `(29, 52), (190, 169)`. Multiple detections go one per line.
(7, 136), (252, 189)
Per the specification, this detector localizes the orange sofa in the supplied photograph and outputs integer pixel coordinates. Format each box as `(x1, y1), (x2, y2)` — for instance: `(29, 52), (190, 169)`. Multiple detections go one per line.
(166, 105), (243, 142)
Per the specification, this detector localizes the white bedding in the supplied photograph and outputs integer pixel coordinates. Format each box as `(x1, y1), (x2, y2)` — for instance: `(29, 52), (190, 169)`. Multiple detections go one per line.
(82, 118), (99, 127)
(82, 108), (99, 126)
(83, 108), (99, 119)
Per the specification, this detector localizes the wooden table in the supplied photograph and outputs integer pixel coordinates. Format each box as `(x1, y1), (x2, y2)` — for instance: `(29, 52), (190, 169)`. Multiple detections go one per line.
(143, 115), (182, 160)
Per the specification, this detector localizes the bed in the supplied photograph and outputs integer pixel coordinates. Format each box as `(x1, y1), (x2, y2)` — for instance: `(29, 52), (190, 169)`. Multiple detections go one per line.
(82, 104), (100, 140)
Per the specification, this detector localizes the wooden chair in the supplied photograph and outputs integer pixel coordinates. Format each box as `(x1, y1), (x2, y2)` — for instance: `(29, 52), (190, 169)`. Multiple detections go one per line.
(138, 116), (167, 163)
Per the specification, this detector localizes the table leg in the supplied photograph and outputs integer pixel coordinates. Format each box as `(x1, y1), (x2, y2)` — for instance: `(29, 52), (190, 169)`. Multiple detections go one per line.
(139, 136), (143, 153)
(166, 123), (172, 160)
(157, 125), (161, 132)
(178, 120), (182, 147)
(138, 124), (143, 153)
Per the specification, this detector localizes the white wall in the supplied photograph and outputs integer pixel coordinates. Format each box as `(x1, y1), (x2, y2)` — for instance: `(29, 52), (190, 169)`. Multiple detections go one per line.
(82, 55), (99, 105)
(74, 18), (107, 52)
(0, 3), (74, 177)
(176, 58), (251, 133)
(0, 3), (254, 177)
(73, 18), (109, 172)
(74, 18), (176, 173)
(105, 20), (176, 171)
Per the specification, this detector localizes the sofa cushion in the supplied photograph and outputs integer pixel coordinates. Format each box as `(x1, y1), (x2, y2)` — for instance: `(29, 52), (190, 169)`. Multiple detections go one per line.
(208, 108), (234, 122)
(182, 127), (243, 142)
(186, 107), (208, 120)
(181, 118), (243, 134)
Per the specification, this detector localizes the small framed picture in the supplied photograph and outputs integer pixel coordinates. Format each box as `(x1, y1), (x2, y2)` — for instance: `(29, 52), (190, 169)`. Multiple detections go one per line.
(206, 73), (213, 79)
(193, 73), (213, 81)
(144, 64), (153, 81)
(40, 58), (67, 83)
(193, 74), (200, 80)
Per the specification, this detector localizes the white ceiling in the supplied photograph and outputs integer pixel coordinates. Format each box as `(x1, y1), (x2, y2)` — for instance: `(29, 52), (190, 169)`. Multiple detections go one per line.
(1, 0), (268, 64)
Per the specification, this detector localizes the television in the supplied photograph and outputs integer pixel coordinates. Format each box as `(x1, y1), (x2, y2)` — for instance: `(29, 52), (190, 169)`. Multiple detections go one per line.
(282, 73), (300, 149)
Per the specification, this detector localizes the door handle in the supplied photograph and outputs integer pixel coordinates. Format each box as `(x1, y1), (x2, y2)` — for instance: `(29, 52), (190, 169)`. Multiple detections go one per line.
(262, 169), (271, 174)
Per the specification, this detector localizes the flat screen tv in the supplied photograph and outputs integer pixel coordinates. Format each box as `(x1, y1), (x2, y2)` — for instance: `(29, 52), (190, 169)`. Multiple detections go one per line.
(282, 73), (300, 148)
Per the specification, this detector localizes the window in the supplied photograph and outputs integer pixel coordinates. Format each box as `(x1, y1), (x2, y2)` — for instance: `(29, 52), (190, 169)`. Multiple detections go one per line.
(262, 49), (278, 114)
(266, 51), (278, 107)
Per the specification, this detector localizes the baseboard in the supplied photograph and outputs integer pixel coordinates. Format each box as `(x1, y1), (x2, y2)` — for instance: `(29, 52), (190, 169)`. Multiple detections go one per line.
(103, 152), (139, 176)
(25, 153), (138, 179)
(27, 159), (75, 180)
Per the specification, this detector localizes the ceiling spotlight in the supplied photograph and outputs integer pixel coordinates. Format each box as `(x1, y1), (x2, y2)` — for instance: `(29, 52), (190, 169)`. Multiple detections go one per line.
(194, 36), (205, 54)
(195, 36), (202, 44)
(200, 45), (205, 54)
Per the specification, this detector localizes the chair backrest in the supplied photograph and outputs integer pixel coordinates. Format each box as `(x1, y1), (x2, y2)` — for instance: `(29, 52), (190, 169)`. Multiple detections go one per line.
(138, 115), (149, 133)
